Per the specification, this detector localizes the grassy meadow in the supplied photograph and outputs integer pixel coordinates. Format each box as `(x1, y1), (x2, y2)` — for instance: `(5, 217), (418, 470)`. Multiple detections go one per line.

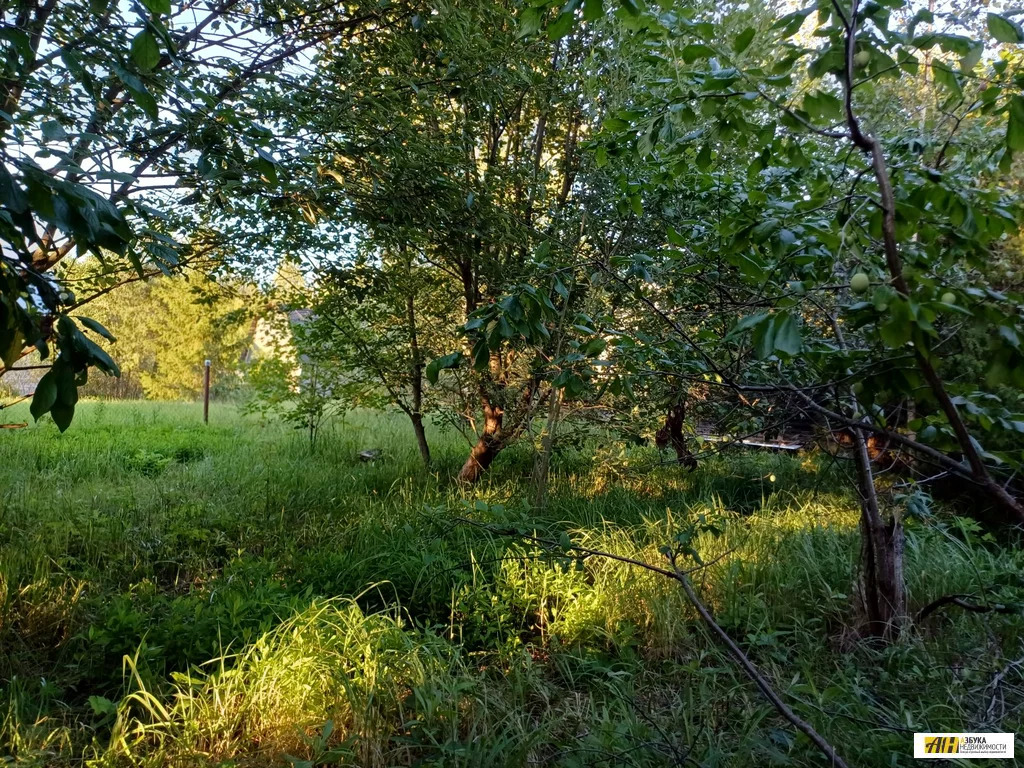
(1, 401), (1022, 766)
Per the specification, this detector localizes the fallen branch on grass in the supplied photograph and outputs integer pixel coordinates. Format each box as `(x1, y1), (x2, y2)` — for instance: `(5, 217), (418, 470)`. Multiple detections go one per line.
(916, 594), (1019, 624)
(665, 553), (851, 768)
(983, 654), (1024, 726)
(453, 516), (851, 768)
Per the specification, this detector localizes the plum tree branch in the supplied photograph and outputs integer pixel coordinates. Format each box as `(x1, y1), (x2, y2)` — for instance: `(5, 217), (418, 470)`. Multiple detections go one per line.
(833, 0), (1024, 523)
(452, 517), (850, 768)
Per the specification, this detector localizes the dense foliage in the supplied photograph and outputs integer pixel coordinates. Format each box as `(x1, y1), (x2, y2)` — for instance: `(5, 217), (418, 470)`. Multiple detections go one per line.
(3, 0), (1024, 764)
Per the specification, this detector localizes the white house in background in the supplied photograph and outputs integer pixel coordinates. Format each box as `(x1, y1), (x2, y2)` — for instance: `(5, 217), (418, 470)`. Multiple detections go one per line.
(245, 308), (313, 381)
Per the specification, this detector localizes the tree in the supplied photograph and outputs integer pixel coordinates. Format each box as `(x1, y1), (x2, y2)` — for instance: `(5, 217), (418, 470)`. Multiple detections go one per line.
(68, 269), (253, 400)
(231, 0), (601, 482)
(0, 0), (390, 429)
(297, 248), (461, 466)
(522, 0), (1024, 638)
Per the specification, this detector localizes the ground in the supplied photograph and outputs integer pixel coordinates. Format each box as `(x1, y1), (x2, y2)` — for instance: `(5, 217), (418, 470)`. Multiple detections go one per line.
(1, 402), (1022, 766)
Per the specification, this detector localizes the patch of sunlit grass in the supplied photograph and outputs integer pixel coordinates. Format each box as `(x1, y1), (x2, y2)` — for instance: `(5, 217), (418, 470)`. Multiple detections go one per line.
(105, 598), (455, 766)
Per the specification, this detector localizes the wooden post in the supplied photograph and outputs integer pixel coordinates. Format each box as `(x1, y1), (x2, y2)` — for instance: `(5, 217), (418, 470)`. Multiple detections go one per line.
(203, 359), (211, 424)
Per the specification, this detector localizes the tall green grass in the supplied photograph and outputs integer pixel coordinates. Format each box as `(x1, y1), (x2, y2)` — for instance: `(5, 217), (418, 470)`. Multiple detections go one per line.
(1, 401), (1022, 766)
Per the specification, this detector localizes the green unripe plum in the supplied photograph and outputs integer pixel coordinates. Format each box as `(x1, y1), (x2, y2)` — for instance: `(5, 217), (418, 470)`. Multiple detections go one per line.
(851, 382), (864, 395)
(854, 50), (870, 67)
(941, 292), (956, 305)
(850, 272), (870, 294)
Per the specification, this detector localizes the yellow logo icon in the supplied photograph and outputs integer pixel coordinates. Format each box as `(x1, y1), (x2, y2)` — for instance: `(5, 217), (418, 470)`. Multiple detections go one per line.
(924, 736), (961, 754)
(915, 732), (1013, 759)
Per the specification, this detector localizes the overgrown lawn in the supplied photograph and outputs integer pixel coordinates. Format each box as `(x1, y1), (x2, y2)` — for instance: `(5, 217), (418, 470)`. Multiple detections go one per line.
(1, 402), (1021, 766)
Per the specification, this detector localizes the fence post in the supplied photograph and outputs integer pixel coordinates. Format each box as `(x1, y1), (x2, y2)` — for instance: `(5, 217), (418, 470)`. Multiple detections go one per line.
(203, 359), (211, 424)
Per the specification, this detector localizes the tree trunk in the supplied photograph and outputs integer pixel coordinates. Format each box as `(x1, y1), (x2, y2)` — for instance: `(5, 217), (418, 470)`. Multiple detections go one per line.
(851, 424), (906, 640)
(816, 298), (905, 640)
(836, 2), (1024, 525)
(531, 388), (562, 507)
(406, 293), (431, 467)
(655, 402), (697, 470)
(458, 404), (503, 483)
(411, 411), (431, 467)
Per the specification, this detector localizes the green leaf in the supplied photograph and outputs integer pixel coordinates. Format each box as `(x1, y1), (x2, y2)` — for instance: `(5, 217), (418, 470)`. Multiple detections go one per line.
(496, 316), (515, 339)
(1, 327), (23, 369)
(879, 316), (912, 349)
(802, 90), (842, 122)
(696, 144), (712, 171)
(553, 276), (569, 299)
(0, 162), (27, 213)
(729, 312), (769, 338)
(87, 696), (117, 717)
(41, 120), (67, 141)
(77, 316), (116, 342)
(50, 399), (75, 432)
(987, 13), (1024, 44)
(808, 47), (844, 80)
(772, 313), (801, 356)
(114, 66), (159, 119)
(582, 337), (607, 357)
(772, 8), (812, 37)
(548, 11), (574, 40)
(751, 218), (781, 240)
(583, 0), (604, 22)
(682, 43), (715, 63)
(1007, 95), (1024, 153)
(931, 62), (962, 98)
(140, 0), (171, 14)
(752, 315), (776, 359)
(959, 41), (983, 73)
(472, 338), (490, 370)
(30, 370), (57, 421)
(53, 357), (78, 404)
(629, 194), (643, 216)
(619, 0), (640, 17)
(425, 351), (461, 384)
(734, 27), (755, 54)
(131, 30), (161, 70)
(80, 336), (120, 377)
(519, 7), (543, 37)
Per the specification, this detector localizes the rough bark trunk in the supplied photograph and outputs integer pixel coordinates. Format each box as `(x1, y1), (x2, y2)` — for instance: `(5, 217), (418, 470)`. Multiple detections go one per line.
(458, 404), (503, 483)
(530, 388), (562, 507)
(815, 294), (905, 640)
(655, 403), (697, 470)
(411, 412), (431, 468)
(851, 424), (906, 640)
(406, 293), (430, 467)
